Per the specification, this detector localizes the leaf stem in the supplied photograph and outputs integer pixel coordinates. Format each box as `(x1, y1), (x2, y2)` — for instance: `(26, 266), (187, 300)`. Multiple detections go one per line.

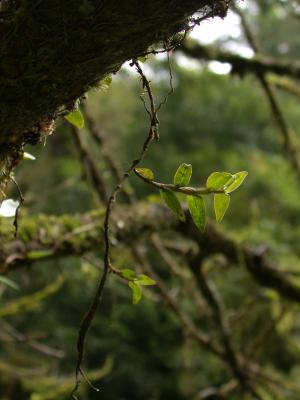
(134, 169), (225, 195)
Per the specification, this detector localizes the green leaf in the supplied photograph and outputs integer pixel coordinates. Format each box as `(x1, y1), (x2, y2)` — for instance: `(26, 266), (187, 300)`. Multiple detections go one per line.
(225, 171), (248, 193)
(128, 282), (142, 304)
(27, 250), (54, 260)
(187, 195), (206, 231)
(0, 276), (19, 291)
(214, 193), (230, 222)
(137, 274), (156, 286)
(64, 109), (84, 128)
(120, 268), (137, 280)
(135, 168), (154, 180)
(160, 189), (185, 222)
(206, 172), (232, 190)
(23, 152), (36, 161)
(174, 163), (192, 187)
(138, 55), (148, 63)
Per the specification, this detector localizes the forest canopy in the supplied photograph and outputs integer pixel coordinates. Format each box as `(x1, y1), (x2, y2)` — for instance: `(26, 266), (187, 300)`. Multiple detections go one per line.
(1, 0), (300, 399)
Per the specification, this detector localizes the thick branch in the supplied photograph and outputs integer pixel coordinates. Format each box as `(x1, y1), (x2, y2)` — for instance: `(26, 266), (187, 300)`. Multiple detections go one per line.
(181, 216), (300, 304)
(0, 203), (172, 271)
(180, 40), (300, 80)
(2, 203), (300, 305)
(0, 0), (229, 157)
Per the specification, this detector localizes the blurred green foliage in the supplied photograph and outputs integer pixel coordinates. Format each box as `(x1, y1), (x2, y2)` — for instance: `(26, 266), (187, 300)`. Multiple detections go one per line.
(1, 0), (300, 399)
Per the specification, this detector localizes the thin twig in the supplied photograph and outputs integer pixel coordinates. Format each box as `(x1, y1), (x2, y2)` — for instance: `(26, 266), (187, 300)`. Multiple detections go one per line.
(134, 169), (224, 195)
(72, 60), (161, 397)
(156, 48), (174, 112)
(150, 233), (209, 315)
(69, 51), (270, 398)
(11, 176), (24, 238)
(132, 245), (224, 357)
(246, 303), (291, 358)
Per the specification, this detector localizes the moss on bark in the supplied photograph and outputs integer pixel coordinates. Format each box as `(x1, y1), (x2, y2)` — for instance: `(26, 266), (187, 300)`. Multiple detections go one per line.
(0, 0), (229, 157)
(2, 202), (300, 305)
(0, 202), (173, 271)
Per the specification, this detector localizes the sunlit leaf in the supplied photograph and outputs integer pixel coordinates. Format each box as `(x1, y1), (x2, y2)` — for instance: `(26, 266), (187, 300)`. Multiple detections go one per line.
(214, 193), (230, 222)
(0, 276), (19, 291)
(160, 189), (185, 222)
(135, 168), (154, 180)
(27, 250), (54, 260)
(0, 199), (19, 218)
(120, 268), (136, 280)
(187, 195), (206, 231)
(128, 281), (142, 304)
(137, 274), (156, 286)
(64, 109), (84, 128)
(225, 171), (248, 193)
(23, 152), (36, 161)
(206, 172), (232, 190)
(174, 163), (192, 187)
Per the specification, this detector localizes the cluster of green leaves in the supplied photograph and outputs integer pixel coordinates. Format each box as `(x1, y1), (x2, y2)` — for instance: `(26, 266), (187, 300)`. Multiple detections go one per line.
(136, 164), (248, 231)
(119, 269), (156, 304)
(207, 170), (248, 223)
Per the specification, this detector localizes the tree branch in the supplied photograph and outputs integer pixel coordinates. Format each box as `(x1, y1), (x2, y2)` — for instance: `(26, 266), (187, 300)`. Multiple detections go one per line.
(180, 40), (300, 80)
(0, 0), (229, 157)
(2, 204), (300, 306)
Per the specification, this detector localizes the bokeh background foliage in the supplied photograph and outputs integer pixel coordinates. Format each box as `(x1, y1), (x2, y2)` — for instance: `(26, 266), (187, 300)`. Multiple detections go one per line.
(1, 0), (300, 399)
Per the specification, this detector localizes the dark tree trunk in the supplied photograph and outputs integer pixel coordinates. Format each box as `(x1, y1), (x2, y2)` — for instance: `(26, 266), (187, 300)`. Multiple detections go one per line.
(0, 0), (229, 157)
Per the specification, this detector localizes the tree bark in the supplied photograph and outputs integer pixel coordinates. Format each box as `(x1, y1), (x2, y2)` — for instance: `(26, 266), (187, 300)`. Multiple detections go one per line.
(0, 0), (229, 157)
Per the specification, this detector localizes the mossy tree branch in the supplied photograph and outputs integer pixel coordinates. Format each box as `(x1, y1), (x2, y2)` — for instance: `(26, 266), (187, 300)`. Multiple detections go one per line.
(2, 203), (300, 305)
(0, 0), (229, 158)
(0, 203), (172, 272)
